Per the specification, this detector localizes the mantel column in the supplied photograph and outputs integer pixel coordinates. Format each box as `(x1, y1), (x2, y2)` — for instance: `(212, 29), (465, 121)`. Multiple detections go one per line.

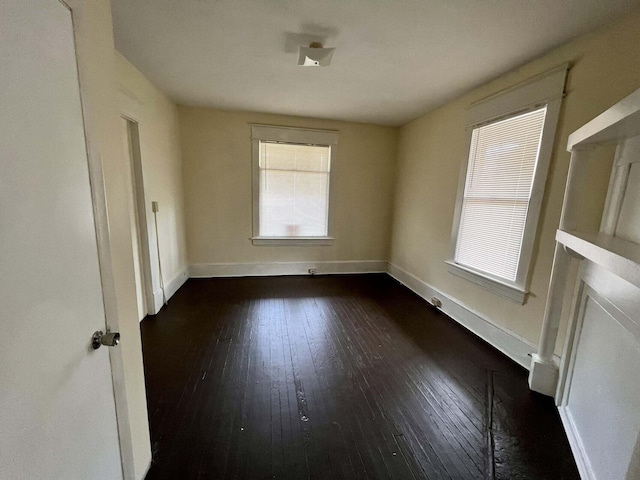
(529, 148), (591, 396)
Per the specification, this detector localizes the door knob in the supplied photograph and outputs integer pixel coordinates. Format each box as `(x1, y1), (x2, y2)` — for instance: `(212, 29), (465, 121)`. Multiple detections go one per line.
(91, 330), (121, 349)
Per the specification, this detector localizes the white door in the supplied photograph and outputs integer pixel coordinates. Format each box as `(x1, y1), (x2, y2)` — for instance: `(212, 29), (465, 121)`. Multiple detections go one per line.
(0, 2), (123, 479)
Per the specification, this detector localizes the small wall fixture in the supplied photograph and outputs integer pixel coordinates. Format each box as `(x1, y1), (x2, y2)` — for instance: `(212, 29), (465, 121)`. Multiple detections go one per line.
(298, 42), (335, 67)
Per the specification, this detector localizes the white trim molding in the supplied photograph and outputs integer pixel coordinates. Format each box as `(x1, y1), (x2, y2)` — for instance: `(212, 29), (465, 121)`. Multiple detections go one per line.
(446, 261), (528, 303)
(151, 267), (189, 314)
(250, 124), (339, 145)
(251, 236), (335, 246)
(558, 408), (595, 480)
(465, 64), (569, 127)
(387, 263), (549, 370)
(190, 260), (387, 278)
(528, 354), (560, 397)
(448, 64), (569, 303)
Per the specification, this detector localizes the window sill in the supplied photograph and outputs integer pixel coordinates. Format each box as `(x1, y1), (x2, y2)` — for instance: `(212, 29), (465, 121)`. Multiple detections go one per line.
(445, 261), (528, 304)
(251, 236), (335, 246)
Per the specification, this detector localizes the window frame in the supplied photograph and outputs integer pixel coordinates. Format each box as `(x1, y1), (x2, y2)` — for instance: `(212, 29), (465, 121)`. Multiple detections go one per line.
(250, 124), (339, 246)
(447, 64), (568, 303)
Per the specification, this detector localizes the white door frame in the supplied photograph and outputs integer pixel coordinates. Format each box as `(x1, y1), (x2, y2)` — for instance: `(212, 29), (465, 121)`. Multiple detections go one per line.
(119, 86), (160, 316)
(121, 114), (155, 319)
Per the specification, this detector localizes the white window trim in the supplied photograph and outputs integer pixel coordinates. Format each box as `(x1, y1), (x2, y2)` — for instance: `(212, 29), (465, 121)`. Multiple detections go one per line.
(250, 124), (339, 246)
(448, 64), (569, 304)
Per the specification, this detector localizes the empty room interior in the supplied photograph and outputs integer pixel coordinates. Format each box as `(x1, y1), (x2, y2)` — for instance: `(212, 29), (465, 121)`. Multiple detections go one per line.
(3, 1), (640, 479)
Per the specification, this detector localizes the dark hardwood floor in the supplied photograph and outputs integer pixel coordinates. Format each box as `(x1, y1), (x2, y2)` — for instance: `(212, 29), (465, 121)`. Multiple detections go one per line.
(141, 274), (579, 480)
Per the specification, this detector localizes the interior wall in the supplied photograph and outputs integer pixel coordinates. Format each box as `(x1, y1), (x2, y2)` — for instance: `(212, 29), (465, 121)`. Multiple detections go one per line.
(116, 52), (189, 310)
(390, 9), (640, 353)
(67, 0), (151, 478)
(179, 107), (398, 271)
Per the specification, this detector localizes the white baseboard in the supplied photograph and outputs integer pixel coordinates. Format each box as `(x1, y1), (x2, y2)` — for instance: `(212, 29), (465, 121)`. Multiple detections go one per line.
(387, 262), (539, 370)
(152, 289), (163, 315)
(138, 458), (152, 480)
(189, 260), (387, 278)
(166, 267), (189, 299)
(152, 266), (189, 314)
(559, 407), (595, 480)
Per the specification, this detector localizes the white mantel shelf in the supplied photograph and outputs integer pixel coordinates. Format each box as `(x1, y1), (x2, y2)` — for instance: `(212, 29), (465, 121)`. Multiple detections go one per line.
(556, 229), (640, 289)
(567, 88), (640, 151)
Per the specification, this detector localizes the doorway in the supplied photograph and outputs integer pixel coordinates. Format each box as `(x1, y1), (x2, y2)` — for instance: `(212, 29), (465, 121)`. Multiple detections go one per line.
(121, 117), (154, 321)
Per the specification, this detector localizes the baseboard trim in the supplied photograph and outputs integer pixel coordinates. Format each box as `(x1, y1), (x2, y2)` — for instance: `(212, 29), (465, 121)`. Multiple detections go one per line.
(152, 267), (189, 314)
(387, 262), (538, 370)
(138, 458), (152, 480)
(152, 289), (163, 315)
(558, 407), (595, 480)
(189, 260), (387, 278)
(166, 267), (189, 299)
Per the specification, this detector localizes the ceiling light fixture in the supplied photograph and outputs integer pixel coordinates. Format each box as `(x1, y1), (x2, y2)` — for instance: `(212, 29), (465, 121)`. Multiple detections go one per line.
(298, 42), (335, 67)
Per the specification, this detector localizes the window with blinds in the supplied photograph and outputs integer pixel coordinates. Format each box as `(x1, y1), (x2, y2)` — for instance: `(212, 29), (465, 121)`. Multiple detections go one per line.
(258, 142), (331, 237)
(455, 107), (547, 282)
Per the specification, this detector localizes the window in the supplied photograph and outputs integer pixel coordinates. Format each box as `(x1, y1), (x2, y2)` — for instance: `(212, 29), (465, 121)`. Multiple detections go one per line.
(456, 108), (547, 281)
(251, 125), (338, 245)
(259, 142), (330, 237)
(447, 65), (568, 303)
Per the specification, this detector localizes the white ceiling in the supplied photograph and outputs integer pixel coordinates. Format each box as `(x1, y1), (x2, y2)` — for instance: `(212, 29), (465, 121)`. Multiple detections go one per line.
(111, 0), (640, 126)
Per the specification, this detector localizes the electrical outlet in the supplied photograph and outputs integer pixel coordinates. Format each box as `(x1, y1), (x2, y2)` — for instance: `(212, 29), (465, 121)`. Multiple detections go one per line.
(308, 268), (317, 275)
(152, 201), (159, 213)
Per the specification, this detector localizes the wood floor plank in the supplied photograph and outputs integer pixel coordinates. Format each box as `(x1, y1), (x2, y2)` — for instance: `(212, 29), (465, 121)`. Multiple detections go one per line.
(142, 274), (579, 480)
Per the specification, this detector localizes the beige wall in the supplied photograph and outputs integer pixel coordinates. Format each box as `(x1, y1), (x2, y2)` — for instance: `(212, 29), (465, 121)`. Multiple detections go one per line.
(116, 52), (189, 307)
(179, 108), (398, 267)
(390, 10), (640, 352)
(68, 6), (636, 477)
(68, 0), (151, 478)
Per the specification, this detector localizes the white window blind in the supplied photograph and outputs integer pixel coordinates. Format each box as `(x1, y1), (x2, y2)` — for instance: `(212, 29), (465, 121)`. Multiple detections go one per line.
(259, 142), (331, 237)
(455, 107), (547, 281)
